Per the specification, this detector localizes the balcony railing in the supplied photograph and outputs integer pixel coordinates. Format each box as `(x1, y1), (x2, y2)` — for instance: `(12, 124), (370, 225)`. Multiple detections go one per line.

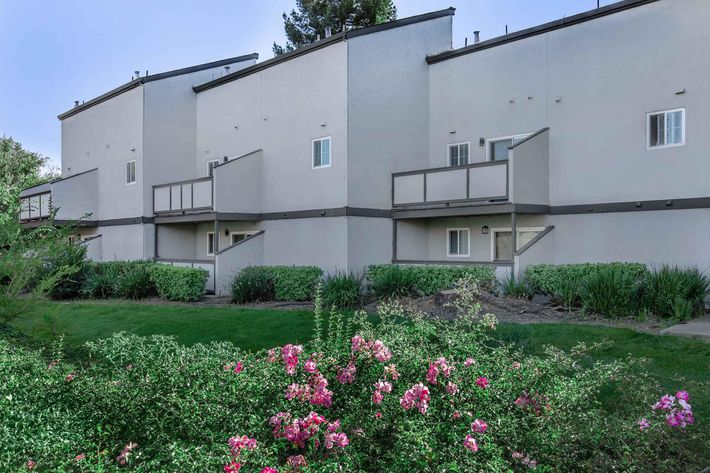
(153, 177), (213, 214)
(19, 191), (52, 221)
(392, 160), (508, 207)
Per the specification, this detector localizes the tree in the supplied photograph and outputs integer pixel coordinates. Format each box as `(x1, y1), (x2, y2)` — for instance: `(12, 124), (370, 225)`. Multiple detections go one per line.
(0, 136), (59, 246)
(273, 0), (397, 56)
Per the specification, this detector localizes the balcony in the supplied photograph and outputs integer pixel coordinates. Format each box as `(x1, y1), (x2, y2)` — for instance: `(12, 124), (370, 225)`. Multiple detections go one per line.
(392, 128), (550, 217)
(153, 177), (213, 215)
(19, 168), (98, 224)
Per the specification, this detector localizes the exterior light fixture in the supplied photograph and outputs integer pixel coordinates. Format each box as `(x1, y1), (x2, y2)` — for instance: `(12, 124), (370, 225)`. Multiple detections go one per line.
(481, 225), (489, 234)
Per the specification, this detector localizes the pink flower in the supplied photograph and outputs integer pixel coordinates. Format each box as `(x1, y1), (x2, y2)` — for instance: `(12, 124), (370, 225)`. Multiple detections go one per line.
(471, 419), (488, 434)
(384, 364), (400, 380)
(446, 382), (459, 395)
(336, 362), (357, 384)
(427, 357), (452, 385)
(47, 361), (58, 370)
(74, 453), (86, 462)
(224, 460), (242, 473)
(351, 335), (367, 353)
(475, 377), (488, 389)
(65, 372), (76, 382)
(304, 359), (317, 373)
(372, 390), (384, 404)
(653, 394), (675, 411)
(375, 411), (382, 419)
(452, 411), (462, 420)
(324, 431), (349, 449)
(26, 459), (36, 471)
(267, 348), (279, 363)
(400, 383), (430, 415)
(426, 363), (439, 385)
(372, 340), (392, 362)
(675, 390), (690, 402)
(116, 442), (138, 465)
(464, 357), (475, 367)
(463, 434), (478, 452)
(286, 455), (307, 469)
(281, 344), (303, 375)
(227, 435), (257, 457)
(260, 468), (278, 473)
(638, 418), (651, 432)
(512, 361), (521, 370)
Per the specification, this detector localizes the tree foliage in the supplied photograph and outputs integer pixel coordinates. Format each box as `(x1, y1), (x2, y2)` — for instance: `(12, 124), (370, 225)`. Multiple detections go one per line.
(0, 136), (58, 246)
(273, 0), (397, 55)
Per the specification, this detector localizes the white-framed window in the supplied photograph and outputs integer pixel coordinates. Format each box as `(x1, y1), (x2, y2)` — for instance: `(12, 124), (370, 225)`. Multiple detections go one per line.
(447, 228), (470, 257)
(490, 227), (545, 261)
(647, 108), (685, 149)
(230, 231), (256, 245)
(125, 160), (136, 185)
(312, 136), (331, 169)
(207, 232), (215, 256)
(486, 133), (531, 161)
(206, 159), (220, 177)
(448, 142), (470, 167)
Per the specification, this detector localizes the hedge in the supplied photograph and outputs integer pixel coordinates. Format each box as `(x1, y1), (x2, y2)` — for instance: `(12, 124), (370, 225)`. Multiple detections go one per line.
(367, 264), (496, 298)
(525, 263), (648, 296)
(231, 266), (323, 303)
(83, 261), (155, 299)
(148, 264), (208, 302)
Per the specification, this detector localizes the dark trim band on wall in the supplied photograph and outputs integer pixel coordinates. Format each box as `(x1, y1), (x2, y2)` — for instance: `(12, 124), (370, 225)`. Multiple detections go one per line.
(154, 207), (393, 224)
(393, 259), (514, 267)
(550, 197), (710, 215)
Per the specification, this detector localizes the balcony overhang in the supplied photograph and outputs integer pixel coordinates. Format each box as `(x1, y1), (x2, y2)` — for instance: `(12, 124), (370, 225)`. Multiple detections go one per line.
(392, 203), (549, 220)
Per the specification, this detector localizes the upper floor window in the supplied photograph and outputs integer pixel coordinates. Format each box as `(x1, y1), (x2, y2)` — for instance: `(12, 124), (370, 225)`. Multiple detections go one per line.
(312, 137), (331, 169)
(648, 108), (685, 149)
(207, 159), (220, 177)
(487, 134), (530, 161)
(125, 160), (136, 185)
(448, 142), (470, 167)
(447, 228), (470, 257)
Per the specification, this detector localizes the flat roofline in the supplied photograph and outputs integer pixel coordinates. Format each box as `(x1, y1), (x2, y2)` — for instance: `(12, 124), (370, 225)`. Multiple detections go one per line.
(193, 8), (455, 93)
(427, 0), (659, 65)
(58, 53), (259, 120)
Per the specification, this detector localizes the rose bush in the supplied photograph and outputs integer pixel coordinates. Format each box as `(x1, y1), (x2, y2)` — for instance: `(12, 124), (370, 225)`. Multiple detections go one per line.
(0, 278), (705, 472)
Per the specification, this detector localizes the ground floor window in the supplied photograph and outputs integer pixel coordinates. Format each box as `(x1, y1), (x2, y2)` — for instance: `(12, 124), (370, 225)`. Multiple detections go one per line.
(207, 232), (215, 256)
(230, 231), (256, 245)
(491, 227), (544, 261)
(447, 228), (470, 257)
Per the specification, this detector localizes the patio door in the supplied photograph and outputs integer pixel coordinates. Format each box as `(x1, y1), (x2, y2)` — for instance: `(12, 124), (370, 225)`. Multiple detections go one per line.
(492, 228), (544, 261)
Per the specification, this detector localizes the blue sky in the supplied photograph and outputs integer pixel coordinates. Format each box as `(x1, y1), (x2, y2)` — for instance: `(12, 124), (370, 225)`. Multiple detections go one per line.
(0, 0), (615, 167)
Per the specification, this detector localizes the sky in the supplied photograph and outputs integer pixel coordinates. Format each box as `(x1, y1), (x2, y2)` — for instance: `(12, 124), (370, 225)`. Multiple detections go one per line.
(0, 0), (616, 168)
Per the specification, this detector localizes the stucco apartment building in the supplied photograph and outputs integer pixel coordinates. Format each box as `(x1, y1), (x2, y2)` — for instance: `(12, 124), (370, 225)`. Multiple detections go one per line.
(19, 0), (710, 294)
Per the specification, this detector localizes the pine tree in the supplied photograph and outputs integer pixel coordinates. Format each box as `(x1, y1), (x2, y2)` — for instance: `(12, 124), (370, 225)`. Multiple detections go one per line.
(273, 0), (397, 56)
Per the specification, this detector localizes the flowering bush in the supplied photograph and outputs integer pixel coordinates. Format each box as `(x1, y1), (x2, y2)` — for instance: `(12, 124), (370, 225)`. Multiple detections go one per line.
(0, 278), (706, 471)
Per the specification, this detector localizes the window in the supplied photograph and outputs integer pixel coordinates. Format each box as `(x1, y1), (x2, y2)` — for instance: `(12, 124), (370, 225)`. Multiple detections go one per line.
(448, 142), (470, 167)
(207, 232), (215, 256)
(125, 160), (136, 184)
(207, 159), (220, 177)
(312, 137), (331, 168)
(68, 235), (76, 244)
(647, 108), (685, 149)
(487, 134), (530, 161)
(231, 231), (256, 245)
(491, 227), (544, 261)
(447, 228), (470, 257)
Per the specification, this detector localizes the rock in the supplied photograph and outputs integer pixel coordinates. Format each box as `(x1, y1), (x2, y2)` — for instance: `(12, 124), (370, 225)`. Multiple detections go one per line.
(434, 289), (459, 307)
(532, 294), (552, 306)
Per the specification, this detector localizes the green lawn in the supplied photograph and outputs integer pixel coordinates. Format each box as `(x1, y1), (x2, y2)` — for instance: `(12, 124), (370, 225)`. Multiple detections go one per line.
(10, 300), (710, 418)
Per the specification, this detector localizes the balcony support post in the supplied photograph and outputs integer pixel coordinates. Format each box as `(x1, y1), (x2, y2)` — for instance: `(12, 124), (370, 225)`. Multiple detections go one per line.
(214, 220), (220, 253)
(391, 220), (398, 263)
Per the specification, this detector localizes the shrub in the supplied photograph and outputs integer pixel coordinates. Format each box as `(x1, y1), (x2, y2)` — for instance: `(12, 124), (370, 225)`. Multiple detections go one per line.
(499, 273), (532, 299)
(368, 265), (418, 298)
(148, 264), (207, 302)
(113, 263), (154, 299)
(580, 265), (639, 318)
(268, 266), (323, 301)
(44, 243), (89, 300)
(641, 265), (709, 319)
(0, 282), (705, 471)
(553, 276), (582, 311)
(367, 264), (495, 298)
(82, 262), (121, 298)
(526, 263), (648, 296)
(230, 266), (323, 303)
(231, 267), (276, 304)
(322, 272), (363, 308)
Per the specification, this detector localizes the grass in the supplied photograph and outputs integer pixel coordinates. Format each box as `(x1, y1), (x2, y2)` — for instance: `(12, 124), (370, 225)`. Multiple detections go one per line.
(8, 300), (710, 419)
